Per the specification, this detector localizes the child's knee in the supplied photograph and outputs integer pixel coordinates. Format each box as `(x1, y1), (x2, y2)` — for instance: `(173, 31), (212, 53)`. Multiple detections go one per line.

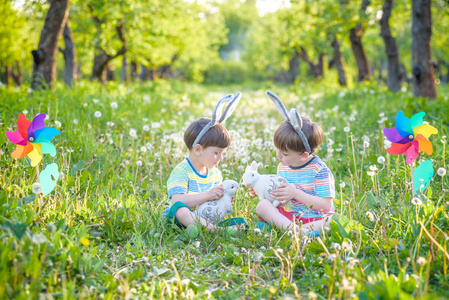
(175, 207), (192, 220)
(256, 199), (273, 216)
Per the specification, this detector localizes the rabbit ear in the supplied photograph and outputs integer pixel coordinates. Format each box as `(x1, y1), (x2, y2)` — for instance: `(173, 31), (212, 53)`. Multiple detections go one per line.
(289, 108), (303, 129)
(211, 94), (233, 124)
(289, 108), (312, 153)
(219, 92), (241, 123)
(266, 91), (290, 122)
(251, 161), (258, 170)
(245, 165), (252, 173)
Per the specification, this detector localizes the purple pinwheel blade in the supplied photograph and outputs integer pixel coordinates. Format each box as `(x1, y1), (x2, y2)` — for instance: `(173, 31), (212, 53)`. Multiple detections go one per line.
(34, 127), (60, 142)
(27, 114), (46, 139)
(5, 130), (28, 146)
(395, 111), (413, 137)
(383, 127), (410, 144)
(409, 112), (425, 131)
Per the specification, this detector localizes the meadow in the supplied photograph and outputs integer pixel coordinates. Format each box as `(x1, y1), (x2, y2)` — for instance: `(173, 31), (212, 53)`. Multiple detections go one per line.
(0, 80), (448, 299)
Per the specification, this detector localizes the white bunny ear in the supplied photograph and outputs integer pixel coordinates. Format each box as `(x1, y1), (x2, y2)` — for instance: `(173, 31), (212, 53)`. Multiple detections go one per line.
(245, 165), (252, 173)
(219, 92), (241, 123)
(266, 91), (290, 122)
(211, 94), (233, 124)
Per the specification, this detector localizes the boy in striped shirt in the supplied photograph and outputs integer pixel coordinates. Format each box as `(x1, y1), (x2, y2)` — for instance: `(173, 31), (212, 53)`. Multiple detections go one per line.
(255, 117), (335, 236)
(164, 117), (235, 236)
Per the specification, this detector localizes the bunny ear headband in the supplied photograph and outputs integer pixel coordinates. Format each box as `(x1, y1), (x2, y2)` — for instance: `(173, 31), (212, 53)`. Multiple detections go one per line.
(266, 91), (311, 153)
(192, 92), (242, 147)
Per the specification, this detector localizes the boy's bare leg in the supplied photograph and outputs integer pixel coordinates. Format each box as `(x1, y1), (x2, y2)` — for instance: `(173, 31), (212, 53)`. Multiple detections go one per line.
(175, 207), (216, 231)
(256, 199), (302, 232)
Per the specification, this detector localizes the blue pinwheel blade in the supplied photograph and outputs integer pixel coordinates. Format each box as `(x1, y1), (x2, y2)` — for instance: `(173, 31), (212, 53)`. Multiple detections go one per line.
(34, 127), (60, 142)
(395, 111), (413, 137)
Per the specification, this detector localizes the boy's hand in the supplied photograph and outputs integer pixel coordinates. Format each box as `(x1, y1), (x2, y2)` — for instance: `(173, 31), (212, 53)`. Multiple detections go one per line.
(207, 185), (224, 201)
(248, 187), (257, 197)
(272, 184), (297, 203)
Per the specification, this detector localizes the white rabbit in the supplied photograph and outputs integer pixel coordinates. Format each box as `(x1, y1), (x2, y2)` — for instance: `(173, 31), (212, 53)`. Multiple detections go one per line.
(243, 161), (290, 207)
(195, 180), (238, 224)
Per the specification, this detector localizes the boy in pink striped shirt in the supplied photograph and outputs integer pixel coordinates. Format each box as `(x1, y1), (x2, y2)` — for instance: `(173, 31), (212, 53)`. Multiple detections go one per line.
(254, 116), (335, 236)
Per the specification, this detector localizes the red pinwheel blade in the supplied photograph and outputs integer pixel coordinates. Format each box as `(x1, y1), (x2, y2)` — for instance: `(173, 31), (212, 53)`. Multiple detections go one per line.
(17, 114), (31, 138)
(387, 142), (411, 155)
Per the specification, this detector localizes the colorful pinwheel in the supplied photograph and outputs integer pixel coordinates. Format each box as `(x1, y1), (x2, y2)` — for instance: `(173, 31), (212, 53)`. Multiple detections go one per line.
(383, 111), (438, 164)
(5, 113), (60, 167)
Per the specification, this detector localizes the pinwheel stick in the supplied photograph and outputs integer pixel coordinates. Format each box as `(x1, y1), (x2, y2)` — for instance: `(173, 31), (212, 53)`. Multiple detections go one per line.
(410, 160), (415, 199)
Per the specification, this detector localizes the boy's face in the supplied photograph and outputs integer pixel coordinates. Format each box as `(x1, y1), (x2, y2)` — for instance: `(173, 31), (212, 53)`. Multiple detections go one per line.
(276, 148), (307, 167)
(200, 146), (226, 168)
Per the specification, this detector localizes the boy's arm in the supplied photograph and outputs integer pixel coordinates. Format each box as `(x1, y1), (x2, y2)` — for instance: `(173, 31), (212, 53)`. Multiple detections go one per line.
(172, 185), (224, 208)
(271, 184), (333, 213)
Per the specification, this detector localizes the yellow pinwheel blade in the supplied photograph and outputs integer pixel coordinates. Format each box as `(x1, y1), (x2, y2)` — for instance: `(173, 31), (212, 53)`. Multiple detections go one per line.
(413, 124), (438, 139)
(27, 144), (43, 167)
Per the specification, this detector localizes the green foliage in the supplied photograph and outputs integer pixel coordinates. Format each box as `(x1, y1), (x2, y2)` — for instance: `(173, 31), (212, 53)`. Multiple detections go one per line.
(1, 80), (449, 298)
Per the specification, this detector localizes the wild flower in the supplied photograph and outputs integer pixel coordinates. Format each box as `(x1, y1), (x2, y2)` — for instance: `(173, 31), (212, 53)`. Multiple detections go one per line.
(417, 256), (427, 266)
(110, 101), (118, 108)
(366, 211), (375, 222)
(344, 126), (350, 132)
(411, 197), (423, 206)
(437, 168), (446, 177)
(377, 156), (386, 164)
(32, 233), (47, 244)
(73, 119), (79, 124)
(143, 125), (150, 131)
(94, 111), (102, 118)
(330, 243), (341, 251)
(152, 122), (161, 129)
(32, 182), (43, 194)
(140, 146), (147, 153)
(107, 121), (114, 127)
(129, 129), (137, 138)
(22, 109), (28, 114)
(136, 160), (143, 167)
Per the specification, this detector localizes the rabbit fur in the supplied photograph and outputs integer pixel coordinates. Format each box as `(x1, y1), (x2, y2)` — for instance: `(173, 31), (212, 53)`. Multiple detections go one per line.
(194, 180), (238, 223)
(243, 161), (291, 208)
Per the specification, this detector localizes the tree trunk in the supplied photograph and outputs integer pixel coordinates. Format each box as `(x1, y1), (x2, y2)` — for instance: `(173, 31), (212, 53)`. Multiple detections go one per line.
(298, 47), (324, 78)
(380, 0), (402, 92)
(3, 66), (12, 85)
(288, 50), (300, 83)
(130, 61), (137, 80)
(349, 24), (372, 81)
(31, 0), (70, 90)
(106, 63), (114, 81)
(331, 37), (347, 87)
(11, 62), (23, 85)
(90, 21), (127, 82)
(140, 64), (149, 81)
(59, 21), (76, 87)
(412, 0), (436, 98)
(121, 54), (128, 82)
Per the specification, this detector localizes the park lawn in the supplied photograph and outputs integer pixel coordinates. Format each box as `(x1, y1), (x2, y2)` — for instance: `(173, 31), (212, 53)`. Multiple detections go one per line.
(0, 80), (448, 299)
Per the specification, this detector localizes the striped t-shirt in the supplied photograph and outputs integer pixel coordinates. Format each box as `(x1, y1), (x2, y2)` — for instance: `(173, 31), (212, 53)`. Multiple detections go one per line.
(163, 158), (222, 215)
(277, 156), (335, 218)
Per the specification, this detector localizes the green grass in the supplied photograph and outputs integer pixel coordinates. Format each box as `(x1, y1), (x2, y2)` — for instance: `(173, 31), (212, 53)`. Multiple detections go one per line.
(0, 79), (448, 299)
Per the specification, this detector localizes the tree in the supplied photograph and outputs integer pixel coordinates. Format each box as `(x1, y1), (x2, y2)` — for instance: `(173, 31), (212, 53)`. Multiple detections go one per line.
(59, 21), (77, 86)
(379, 0), (403, 91)
(31, 0), (70, 90)
(348, 0), (373, 81)
(412, 0), (437, 98)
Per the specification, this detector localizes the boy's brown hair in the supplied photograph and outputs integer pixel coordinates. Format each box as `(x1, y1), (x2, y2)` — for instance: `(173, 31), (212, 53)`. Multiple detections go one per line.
(274, 116), (323, 154)
(184, 118), (231, 150)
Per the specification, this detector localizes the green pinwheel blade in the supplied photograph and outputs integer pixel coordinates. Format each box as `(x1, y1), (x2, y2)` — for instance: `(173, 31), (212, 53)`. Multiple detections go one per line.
(409, 112), (425, 131)
(35, 137), (56, 156)
(413, 160), (434, 192)
(39, 163), (60, 196)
